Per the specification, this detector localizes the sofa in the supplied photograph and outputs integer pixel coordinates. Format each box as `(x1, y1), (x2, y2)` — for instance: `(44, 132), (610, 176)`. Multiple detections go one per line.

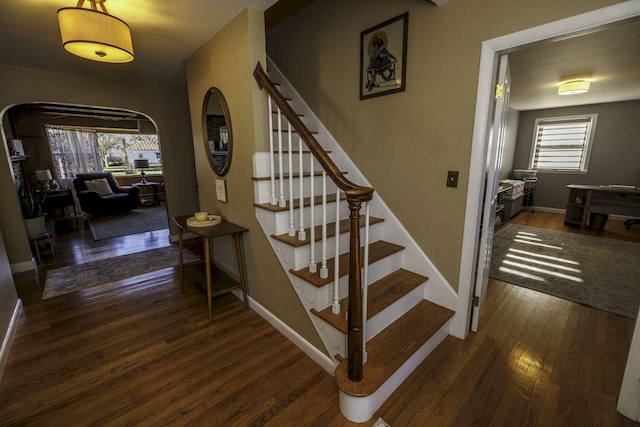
(73, 172), (140, 216)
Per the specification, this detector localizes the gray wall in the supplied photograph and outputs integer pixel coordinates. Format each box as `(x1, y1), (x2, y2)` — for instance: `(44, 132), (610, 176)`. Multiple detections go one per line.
(513, 100), (640, 208)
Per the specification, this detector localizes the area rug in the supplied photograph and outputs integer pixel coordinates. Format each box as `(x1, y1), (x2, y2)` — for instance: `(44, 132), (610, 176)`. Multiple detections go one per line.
(490, 225), (640, 318)
(43, 245), (200, 299)
(87, 205), (169, 240)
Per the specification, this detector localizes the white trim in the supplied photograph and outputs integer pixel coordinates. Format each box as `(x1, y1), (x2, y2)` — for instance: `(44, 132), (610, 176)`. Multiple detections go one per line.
(10, 259), (35, 273)
(244, 293), (336, 375)
(0, 299), (22, 383)
(529, 206), (564, 214)
(457, 1), (640, 339)
(618, 305), (640, 421)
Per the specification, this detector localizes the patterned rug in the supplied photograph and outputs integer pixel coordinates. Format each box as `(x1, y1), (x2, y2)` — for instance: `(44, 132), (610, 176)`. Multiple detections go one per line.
(43, 245), (200, 299)
(87, 205), (169, 240)
(490, 225), (640, 318)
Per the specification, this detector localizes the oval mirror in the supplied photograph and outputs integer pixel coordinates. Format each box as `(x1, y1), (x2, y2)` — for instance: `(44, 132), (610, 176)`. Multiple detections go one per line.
(202, 87), (233, 176)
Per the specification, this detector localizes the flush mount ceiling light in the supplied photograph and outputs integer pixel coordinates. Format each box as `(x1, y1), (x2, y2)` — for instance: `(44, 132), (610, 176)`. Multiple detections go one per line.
(58, 0), (134, 63)
(558, 79), (590, 96)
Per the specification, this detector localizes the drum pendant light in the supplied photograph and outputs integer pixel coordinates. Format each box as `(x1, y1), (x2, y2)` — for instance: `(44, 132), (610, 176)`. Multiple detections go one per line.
(58, 0), (134, 63)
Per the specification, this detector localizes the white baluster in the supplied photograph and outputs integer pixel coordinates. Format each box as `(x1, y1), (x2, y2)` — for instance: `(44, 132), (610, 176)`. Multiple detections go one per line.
(277, 108), (286, 208)
(288, 122), (295, 237)
(268, 97), (276, 205)
(362, 201), (370, 364)
(309, 157), (317, 273)
(332, 187), (341, 314)
(320, 170), (328, 279)
(298, 136), (306, 241)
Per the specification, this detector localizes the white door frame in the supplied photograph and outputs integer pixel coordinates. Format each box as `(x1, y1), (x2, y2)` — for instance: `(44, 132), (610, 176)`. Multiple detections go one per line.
(453, 0), (640, 338)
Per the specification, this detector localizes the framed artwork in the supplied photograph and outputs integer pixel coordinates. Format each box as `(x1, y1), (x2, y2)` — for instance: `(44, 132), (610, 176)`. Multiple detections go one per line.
(360, 12), (408, 100)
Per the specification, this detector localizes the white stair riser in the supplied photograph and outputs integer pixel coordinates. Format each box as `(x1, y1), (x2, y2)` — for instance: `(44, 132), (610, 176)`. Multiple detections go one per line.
(366, 284), (424, 341)
(256, 202), (346, 236)
(278, 222), (385, 271)
(253, 175), (341, 205)
(260, 148), (328, 175)
(306, 251), (405, 312)
(339, 320), (452, 422)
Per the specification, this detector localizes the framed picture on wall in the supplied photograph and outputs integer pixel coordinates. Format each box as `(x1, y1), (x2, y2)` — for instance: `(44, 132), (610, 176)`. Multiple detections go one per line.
(360, 12), (409, 100)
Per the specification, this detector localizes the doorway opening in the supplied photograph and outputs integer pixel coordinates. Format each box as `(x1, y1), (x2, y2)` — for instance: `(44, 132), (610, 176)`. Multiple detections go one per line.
(457, 2), (640, 336)
(3, 102), (169, 262)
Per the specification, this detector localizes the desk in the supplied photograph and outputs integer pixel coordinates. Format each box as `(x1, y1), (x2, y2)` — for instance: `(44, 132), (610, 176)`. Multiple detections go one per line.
(173, 215), (249, 322)
(565, 185), (640, 229)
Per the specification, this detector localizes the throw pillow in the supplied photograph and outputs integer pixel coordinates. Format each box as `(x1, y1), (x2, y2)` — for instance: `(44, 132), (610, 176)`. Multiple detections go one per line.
(85, 178), (114, 196)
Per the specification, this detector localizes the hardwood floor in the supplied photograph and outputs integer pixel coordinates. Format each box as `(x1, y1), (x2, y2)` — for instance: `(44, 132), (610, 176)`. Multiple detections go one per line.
(1, 211), (639, 425)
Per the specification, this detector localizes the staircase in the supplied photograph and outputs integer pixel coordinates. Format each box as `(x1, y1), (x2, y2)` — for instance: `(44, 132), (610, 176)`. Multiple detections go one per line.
(252, 60), (458, 422)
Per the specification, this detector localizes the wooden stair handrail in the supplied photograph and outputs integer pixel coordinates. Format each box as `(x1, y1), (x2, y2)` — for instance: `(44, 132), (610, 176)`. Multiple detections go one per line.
(253, 62), (373, 382)
(253, 62), (374, 202)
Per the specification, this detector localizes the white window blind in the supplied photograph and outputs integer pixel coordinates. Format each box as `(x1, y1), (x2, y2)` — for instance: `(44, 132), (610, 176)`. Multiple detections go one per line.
(529, 114), (597, 172)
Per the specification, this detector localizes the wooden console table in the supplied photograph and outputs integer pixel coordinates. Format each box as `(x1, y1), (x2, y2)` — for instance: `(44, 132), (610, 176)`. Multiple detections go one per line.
(173, 215), (249, 322)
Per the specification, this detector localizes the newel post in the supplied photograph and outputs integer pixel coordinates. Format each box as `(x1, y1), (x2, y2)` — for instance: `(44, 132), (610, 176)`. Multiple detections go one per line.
(347, 196), (364, 382)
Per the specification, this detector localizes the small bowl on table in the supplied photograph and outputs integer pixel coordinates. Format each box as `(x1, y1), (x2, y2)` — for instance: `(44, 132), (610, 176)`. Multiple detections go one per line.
(194, 211), (209, 222)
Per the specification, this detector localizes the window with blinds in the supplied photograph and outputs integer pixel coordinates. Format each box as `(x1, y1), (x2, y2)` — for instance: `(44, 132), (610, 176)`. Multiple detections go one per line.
(529, 114), (598, 172)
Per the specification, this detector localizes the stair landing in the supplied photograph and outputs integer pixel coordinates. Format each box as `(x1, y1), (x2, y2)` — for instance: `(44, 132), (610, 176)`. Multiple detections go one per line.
(335, 300), (454, 397)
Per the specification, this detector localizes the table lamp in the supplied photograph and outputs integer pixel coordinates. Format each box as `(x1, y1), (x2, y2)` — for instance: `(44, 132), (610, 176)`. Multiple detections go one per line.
(35, 169), (53, 189)
(134, 159), (150, 183)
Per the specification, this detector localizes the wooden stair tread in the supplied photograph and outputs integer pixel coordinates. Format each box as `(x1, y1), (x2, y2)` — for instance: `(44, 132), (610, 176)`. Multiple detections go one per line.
(252, 170), (348, 182)
(335, 300), (454, 397)
(310, 269), (428, 333)
(290, 240), (404, 287)
(272, 217), (384, 248)
(253, 193), (346, 213)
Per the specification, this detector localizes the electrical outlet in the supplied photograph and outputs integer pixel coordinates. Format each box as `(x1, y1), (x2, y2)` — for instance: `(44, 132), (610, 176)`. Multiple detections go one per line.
(447, 171), (459, 188)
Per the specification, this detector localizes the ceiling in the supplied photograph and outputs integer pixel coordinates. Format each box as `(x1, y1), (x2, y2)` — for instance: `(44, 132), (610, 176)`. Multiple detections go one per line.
(0, 0), (278, 86)
(0, 1), (637, 110)
(507, 17), (640, 111)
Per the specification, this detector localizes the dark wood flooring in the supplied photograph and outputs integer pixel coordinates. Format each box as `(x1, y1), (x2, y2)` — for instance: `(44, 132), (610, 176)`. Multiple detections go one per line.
(1, 211), (639, 425)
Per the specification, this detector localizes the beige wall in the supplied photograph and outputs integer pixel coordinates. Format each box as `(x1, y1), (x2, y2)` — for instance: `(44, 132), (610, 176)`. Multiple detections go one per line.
(0, 227), (18, 381)
(266, 0), (622, 290)
(0, 64), (199, 268)
(185, 8), (325, 351)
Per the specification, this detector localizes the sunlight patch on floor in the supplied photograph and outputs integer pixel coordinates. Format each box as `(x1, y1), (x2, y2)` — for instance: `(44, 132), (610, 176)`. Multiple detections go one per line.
(502, 260), (584, 283)
(508, 248), (580, 265)
(499, 266), (546, 282)
(506, 254), (582, 273)
(513, 238), (564, 250)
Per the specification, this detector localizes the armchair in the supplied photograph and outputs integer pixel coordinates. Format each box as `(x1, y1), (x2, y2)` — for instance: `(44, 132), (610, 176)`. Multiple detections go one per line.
(73, 172), (140, 216)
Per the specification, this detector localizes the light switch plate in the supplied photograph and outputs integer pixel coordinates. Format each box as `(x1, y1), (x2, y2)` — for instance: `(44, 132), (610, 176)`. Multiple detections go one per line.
(215, 179), (227, 202)
(447, 171), (459, 188)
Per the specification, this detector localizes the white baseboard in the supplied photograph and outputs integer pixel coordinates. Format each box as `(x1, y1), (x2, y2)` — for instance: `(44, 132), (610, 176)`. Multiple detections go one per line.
(235, 290), (336, 375)
(0, 299), (22, 384)
(10, 259), (35, 274)
(528, 206), (635, 222)
(529, 206), (565, 214)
